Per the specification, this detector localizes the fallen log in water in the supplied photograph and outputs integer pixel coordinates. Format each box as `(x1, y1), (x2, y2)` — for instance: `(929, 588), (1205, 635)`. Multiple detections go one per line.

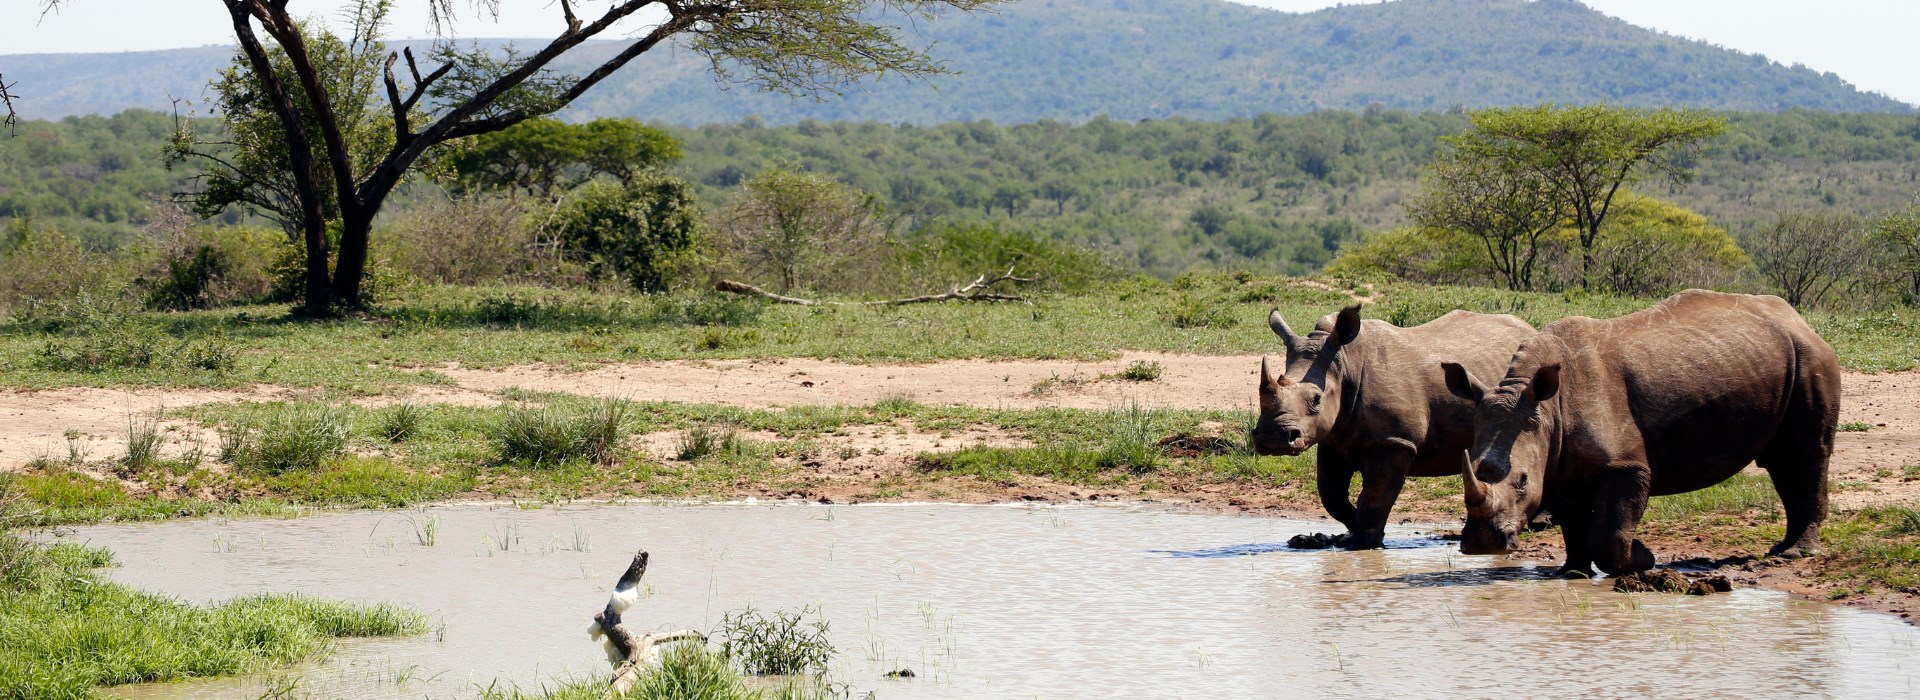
(588, 550), (706, 699)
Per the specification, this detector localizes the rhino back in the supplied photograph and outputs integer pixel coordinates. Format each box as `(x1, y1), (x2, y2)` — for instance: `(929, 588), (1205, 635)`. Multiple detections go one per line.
(1548, 290), (1838, 493)
(1339, 311), (1536, 473)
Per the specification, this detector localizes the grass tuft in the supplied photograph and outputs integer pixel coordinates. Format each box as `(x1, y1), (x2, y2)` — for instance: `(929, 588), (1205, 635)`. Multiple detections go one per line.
(720, 606), (835, 677)
(1109, 359), (1163, 382)
(377, 402), (430, 443)
(240, 404), (352, 474)
(121, 412), (163, 472)
(491, 399), (633, 467)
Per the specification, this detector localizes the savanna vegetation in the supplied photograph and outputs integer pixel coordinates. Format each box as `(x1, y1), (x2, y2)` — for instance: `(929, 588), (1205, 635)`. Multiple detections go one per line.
(5, 3), (1920, 689)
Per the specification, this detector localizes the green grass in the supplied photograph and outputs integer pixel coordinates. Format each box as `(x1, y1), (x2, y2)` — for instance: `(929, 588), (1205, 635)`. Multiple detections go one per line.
(1838, 421), (1873, 433)
(7, 276), (1909, 395)
(0, 537), (424, 700)
(1645, 474), (1783, 523)
(1819, 506), (1920, 595)
(490, 398), (634, 467)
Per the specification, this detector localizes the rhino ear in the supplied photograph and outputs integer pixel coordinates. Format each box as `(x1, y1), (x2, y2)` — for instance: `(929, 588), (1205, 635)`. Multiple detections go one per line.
(1441, 362), (1486, 402)
(1531, 364), (1561, 402)
(1333, 305), (1362, 345)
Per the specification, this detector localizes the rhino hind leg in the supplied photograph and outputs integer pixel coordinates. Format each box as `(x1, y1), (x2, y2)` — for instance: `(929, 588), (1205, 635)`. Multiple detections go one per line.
(1758, 435), (1832, 559)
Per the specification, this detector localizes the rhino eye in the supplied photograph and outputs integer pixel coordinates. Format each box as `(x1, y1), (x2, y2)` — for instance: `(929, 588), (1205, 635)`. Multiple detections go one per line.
(1307, 393), (1322, 414)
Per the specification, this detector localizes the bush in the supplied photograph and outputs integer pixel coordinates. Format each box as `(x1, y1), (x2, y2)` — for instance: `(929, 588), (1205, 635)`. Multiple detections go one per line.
(380, 197), (581, 286)
(490, 399), (633, 466)
(0, 222), (127, 319)
(719, 606), (835, 676)
(894, 222), (1124, 295)
(554, 176), (704, 292)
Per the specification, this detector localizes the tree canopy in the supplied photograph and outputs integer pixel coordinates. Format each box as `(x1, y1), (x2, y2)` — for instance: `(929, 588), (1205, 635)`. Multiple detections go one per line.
(1447, 105), (1726, 287)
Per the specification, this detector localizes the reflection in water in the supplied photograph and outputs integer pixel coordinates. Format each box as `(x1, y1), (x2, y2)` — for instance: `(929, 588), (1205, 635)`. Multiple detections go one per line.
(68, 503), (1919, 699)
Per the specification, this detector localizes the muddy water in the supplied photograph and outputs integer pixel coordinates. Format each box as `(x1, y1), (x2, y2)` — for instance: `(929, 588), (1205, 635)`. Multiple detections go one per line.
(69, 504), (1918, 699)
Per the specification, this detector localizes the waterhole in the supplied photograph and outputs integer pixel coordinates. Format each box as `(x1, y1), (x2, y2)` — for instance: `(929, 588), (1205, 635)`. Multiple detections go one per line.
(69, 503), (1917, 698)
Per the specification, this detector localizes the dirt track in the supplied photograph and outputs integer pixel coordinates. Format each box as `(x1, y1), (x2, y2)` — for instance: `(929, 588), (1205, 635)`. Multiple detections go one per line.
(2, 352), (1917, 506)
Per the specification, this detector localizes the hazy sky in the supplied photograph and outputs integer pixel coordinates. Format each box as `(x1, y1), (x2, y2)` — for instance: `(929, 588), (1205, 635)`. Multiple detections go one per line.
(6, 0), (1918, 105)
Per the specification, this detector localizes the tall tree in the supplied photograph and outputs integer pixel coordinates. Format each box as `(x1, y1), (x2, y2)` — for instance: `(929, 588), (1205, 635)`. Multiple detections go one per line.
(1449, 105), (1725, 288)
(1406, 151), (1566, 291)
(68, 0), (1000, 315)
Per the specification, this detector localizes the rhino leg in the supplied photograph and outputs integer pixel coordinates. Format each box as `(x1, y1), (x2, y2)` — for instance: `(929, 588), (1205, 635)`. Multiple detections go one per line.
(1345, 445), (1413, 551)
(1315, 451), (1360, 533)
(1590, 467), (1656, 576)
(1758, 422), (1832, 559)
(1547, 498), (1595, 579)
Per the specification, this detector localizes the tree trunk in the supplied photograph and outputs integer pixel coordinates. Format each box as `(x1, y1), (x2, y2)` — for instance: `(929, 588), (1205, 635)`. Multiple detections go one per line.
(332, 210), (374, 309)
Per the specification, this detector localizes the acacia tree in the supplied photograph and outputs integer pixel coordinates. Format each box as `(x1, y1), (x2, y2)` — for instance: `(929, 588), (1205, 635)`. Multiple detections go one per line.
(55, 0), (999, 315)
(445, 116), (681, 197)
(1874, 198), (1920, 303)
(1450, 105), (1725, 289)
(718, 167), (885, 292)
(1742, 211), (1867, 307)
(1406, 152), (1566, 291)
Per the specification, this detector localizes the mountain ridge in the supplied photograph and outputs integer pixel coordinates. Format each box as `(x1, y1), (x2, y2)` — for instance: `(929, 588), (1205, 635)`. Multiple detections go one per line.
(3, 0), (1910, 124)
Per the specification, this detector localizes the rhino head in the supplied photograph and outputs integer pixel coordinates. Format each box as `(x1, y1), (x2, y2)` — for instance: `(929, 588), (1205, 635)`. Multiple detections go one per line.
(1252, 305), (1361, 457)
(1441, 336), (1563, 556)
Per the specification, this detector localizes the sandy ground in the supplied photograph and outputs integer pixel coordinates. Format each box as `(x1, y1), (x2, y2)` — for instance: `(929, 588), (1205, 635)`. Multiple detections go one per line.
(2, 352), (1916, 506)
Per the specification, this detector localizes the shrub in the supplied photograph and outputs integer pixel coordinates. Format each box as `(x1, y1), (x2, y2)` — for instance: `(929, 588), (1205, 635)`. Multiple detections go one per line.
(491, 399), (633, 466)
(0, 221), (127, 318)
(380, 197), (582, 286)
(1165, 294), (1238, 329)
(555, 177), (704, 292)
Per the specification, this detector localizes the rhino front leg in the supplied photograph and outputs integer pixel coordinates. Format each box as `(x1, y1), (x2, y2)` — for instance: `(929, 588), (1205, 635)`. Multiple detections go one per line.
(1315, 450), (1359, 533)
(1546, 496), (1595, 579)
(1590, 466), (1656, 576)
(1346, 444), (1414, 550)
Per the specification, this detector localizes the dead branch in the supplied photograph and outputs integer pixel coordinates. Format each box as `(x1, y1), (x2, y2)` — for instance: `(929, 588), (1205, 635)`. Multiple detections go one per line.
(715, 267), (1033, 306)
(1, 70), (19, 134)
(588, 550), (707, 700)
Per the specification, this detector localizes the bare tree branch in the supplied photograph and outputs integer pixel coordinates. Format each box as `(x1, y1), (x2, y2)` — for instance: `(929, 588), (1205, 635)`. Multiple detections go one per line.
(716, 268), (1034, 306)
(588, 550), (707, 700)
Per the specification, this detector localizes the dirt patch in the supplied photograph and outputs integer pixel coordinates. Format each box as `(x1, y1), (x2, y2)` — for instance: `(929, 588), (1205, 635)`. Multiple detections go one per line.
(437, 352), (1265, 411)
(1833, 372), (1920, 508)
(0, 387), (275, 471)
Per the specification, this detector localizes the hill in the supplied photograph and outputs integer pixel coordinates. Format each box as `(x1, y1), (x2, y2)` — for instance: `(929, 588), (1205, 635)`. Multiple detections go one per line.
(2, 0), (1910, 124)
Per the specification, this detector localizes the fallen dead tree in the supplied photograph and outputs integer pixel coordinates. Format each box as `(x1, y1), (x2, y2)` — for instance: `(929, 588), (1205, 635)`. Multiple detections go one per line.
(588, 550), (706, 699)
(714, 267), (1033, 306)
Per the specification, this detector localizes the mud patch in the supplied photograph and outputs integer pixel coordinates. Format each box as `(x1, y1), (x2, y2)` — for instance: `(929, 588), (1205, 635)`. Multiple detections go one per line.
(1287, 532), (1351, 549)
(1612, 569), (1736, 596)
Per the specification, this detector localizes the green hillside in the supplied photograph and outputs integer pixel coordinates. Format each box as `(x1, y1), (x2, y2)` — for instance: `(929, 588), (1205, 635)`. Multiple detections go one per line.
(7, 109), (1918, 278)
(2, 0), (1909, 125)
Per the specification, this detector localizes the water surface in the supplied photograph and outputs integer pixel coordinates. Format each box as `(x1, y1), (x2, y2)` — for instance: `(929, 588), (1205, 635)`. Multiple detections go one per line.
(68, 503), (1918, 699)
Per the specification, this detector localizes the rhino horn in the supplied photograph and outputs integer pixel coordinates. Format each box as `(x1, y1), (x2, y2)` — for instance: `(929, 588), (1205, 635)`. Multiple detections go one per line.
(1461, 451), (1487, 506)
(1268, 309), (1304, 356)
